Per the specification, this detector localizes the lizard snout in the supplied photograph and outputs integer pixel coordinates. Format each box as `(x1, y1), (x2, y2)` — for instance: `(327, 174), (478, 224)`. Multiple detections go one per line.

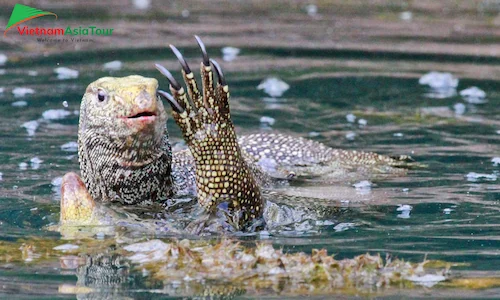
(135, 89), (156, 110)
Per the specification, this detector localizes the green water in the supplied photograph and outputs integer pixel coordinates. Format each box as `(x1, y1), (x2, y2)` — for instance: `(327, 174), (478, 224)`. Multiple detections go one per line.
(1, 43), (500, 298)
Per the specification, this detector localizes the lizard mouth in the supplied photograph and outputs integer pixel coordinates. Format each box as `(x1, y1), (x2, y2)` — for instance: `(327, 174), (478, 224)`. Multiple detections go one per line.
(127, 111), (156, 119)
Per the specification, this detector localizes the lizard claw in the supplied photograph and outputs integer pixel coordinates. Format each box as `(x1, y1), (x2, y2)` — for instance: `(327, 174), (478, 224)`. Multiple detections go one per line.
(210, 59), (226, 86)
(170, 44), (192, 74)
(158, 90), (184, 113)
(194, 35), (210, 66)
(155, 63), (181, 91)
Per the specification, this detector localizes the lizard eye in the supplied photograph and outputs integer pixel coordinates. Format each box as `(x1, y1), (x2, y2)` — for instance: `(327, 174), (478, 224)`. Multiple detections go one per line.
(97, 89), (107, 102)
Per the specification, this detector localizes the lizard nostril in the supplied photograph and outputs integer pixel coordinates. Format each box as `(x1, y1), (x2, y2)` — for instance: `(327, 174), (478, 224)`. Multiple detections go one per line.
(136, 91), (154, 109)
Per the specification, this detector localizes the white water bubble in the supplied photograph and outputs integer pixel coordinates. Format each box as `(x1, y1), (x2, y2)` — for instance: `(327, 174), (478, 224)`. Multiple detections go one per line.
(62, 101), (68, 107)
(12, 87), (35, 97)
(397, 204), (412, 219)
(132, 0), (151, 10)
(419, 72), (458, 90)
(61, 141), (78, 152)
(257, 77), (289, 97)
(222, 47), (240, 62)
(19, 162), (28, 170)
(12, 100), (27, 107)
(27, 70), (38, 76)
(419, 72), (458, 99)
(334, 222), (355, 232)
(0, 54), (7, 66)
(103, 60), (123, 71)
(465, 172), (497, 181)
(345, 132), (356, 140)
(453, 103), (466, 115)
(260, 116), (275, 126)
(358, 118), (367, 126)
(30, 157), (43, 170)
(460, 86), (487, 104)
(42, 109), (72, 120)
(408, 274), (446, 288)
(54, 67), (79, 80)
(346, 113), (356, 123)
(492, 157), (500, 166)
(399, 11), (413, 21)
(305, 4), (318, 16)
(22, 120), (39, 136)
(443, 208), (453, 214)
(53, 244), (79, 251)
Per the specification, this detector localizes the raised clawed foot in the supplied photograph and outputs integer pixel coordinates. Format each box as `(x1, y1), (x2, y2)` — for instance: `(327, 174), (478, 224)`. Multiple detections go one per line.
(155, 36), (264, 230)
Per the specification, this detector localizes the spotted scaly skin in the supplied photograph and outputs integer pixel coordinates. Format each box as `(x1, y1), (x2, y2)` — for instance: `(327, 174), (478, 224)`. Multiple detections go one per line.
(162, 60), (264, 229)
(65, 37), (416, 232)
(78, 76), (174, 205)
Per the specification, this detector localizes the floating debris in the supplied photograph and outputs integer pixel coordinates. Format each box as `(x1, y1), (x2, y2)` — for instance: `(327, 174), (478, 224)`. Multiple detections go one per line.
(42, 109), (72, 120)
(260, 116), (275, 126)
(11, 100), (28, 107)
(30, 157), (43, 170)
(346, 113), (356, 123)
(305, 4), (318, 16)
(308, 131), (320, 137)
(419, 72), (458, 99)
(345, 132), (356, 140)
(21, 120), (39, 136)
(132, 0), (151, 10)
(460, 86), (486, 104)
(103, 60), (123, 71)
(358, 118), (367, 126)
(0, 172), (3, 181)
(122, 238), (449, 294)
(0, 54), (7, 66)
(62, 101), (68, 107)
(399, 11), (413, 21)
(393, 132), (404, 137)
(19, 162), (28, 170)
(54, 67), (79, 80)
(397, 204), (413, 219)
(222, 47), (240, 62)
(61, 141), (78, 152)
(27, 70), (38, 76)
(0, 87), (4, 93)
(181, 9), (190, 18)
(492, 157), (500, 166)
(257, 77), (289, 97)
(465, 172), (497, 181)
(453, 103), (466, 115)
(53, 244), (79, 251)
(12, 87), (35, 97)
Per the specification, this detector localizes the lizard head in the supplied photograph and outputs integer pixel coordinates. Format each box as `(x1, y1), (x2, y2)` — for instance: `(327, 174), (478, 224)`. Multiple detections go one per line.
(80, 75), (167, 146)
